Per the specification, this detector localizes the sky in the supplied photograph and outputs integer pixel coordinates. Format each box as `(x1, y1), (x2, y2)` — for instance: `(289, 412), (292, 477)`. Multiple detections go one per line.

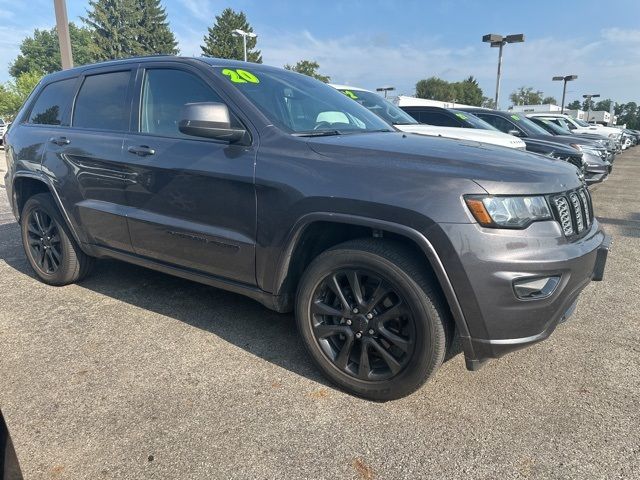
(0, 0), (639, 107)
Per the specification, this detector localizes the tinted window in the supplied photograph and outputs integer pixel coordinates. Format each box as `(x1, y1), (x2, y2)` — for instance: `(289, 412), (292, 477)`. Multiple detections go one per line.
(475, 114), (521, 134)
(73, 71), (131, 131)
(416, 110), (461, 127)
(28, 78), (76, 125)
(141, 69), (226, 137)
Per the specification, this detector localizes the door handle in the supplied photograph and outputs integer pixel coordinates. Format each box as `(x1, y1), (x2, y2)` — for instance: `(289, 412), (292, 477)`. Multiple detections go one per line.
(49, 136), (70, 146)
(127, 145), (156, 157)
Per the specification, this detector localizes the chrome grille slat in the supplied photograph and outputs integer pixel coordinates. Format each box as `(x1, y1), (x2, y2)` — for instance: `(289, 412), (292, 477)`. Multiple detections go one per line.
(551, 187), (593, 238)
(554, 196), (574, 236)
(579, 189), (591, 227)
(569, 193), (584, 232)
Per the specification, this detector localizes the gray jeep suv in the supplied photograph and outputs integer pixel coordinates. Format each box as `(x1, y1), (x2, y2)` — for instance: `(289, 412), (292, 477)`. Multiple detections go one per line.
(4, 57), (610, 400)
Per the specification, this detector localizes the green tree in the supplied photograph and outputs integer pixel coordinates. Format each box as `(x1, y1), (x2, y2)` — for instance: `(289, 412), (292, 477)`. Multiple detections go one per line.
(284, 60), (330, 82)
(415, 77), (456, 102)
(9, 23), (95, 78)
(83, 0), (177, 61)
(481, 96), (496, 109)
(136, 0), (178, 55)
(509, 87), (544, 106)
(541, 96), (557, 105)
(201, 8), (261, 62)
(594, 99), (613, 112)
(616, 102), (639, 129)
(0, 71), (43, 119)
(453, 76), (483, 106)
(566, 100), (581, 110)
(415, 76), (483, 106)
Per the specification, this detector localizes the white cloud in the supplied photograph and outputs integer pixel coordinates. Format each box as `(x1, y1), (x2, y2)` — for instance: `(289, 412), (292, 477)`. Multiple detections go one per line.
(601, 28), (640, 44)
(247, 29), (640, 104)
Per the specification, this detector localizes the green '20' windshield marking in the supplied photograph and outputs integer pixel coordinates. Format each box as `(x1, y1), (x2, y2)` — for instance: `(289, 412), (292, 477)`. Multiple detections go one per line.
(510, 114), (521, 121)
(342, 90), (358, 99)
(222, 68), (260, 84)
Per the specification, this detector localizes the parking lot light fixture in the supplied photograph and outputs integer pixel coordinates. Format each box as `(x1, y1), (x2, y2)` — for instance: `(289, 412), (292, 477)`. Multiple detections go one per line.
(553, 75), (578, 114)
(582, 93), (600, 123)
(482, 33), (525, 110)
(376, 86), (395, 98)
(231, 28), (257, 62)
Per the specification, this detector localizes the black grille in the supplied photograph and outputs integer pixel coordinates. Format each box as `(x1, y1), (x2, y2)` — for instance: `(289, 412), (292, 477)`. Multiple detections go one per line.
(549, 187), (593, 238)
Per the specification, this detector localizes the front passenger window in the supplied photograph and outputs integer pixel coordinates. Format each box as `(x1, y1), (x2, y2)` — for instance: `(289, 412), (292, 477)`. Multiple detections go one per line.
(141, 69), (232, 138)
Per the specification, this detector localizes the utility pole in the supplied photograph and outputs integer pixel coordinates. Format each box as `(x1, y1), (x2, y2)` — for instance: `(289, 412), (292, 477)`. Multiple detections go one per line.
(53, 0), (74, 69)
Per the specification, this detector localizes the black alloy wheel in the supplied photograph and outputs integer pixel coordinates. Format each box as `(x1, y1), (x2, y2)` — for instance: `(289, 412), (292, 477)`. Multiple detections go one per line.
(310, 269), (416, 381)
(296, 238), (450, 401)
(21, 193), (94, 285)
(25, 208), (62, 275)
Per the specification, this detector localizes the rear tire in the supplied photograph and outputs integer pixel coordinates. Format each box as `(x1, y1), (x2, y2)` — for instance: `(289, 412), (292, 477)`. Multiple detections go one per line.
(295, 238), (450, 401)
(20, 193), (94, 285)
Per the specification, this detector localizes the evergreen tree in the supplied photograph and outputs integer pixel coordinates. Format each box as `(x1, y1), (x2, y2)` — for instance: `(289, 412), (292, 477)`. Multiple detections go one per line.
(284, 60), (330, 82)
(83, 0), (177, 61)
(10, 24), (96, 78)
(84, 0), (141, 60)
(201, 8), (261, 63)
(136, 0), (178, 55)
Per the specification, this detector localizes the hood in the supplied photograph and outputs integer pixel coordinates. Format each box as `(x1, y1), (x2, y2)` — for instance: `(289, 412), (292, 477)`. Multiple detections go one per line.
(522, 137), (581, 155)
(531, 134), (601, 149)
(305, 132), (584, 195)
(396, 124), (526, 150)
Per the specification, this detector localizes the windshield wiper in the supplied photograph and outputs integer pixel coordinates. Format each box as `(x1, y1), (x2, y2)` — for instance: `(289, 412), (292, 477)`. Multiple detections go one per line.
(293, 130), (342, 137)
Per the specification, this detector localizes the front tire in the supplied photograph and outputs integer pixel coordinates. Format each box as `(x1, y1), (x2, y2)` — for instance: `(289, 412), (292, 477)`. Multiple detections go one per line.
(20, 193), (94, 285)
(295, 238), (450, 401)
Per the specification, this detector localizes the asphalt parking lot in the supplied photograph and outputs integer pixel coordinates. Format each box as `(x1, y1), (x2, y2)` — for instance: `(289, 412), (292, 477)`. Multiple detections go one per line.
(0, 148), (639, 480)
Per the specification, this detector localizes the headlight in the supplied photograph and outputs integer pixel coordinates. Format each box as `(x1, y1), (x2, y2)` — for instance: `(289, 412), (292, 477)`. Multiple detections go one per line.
(465, 195), (552, 228)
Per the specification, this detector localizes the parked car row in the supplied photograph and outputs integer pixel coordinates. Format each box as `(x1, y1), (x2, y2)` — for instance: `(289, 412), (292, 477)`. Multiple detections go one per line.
(4, 57), (611, 400)
(331, 88), (621, 187)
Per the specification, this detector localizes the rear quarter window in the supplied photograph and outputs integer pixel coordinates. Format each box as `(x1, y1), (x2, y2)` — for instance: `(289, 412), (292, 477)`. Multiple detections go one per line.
(27, 78), (77, 125)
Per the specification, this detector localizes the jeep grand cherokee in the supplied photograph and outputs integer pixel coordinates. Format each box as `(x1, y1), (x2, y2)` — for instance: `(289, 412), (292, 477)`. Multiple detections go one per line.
(4, 57), (610, 400)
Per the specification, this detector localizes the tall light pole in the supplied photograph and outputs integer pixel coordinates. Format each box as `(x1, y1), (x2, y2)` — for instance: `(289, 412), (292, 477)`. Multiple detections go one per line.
(552, 75), (578, 114)
(231, 29), (257, 62)
(482, 33), (525, 110)
(376, 86), (395, 98)
(53, 0), (73, 69)
(582, 93), (600, 123)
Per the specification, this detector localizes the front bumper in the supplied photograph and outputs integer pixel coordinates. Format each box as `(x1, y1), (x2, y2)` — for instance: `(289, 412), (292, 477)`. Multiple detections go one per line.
(436, 220), (609, 370)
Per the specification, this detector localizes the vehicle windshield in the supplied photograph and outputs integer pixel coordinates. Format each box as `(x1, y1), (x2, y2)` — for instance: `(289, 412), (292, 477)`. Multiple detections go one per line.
(533, 117), (571, 135)
(212, 67), (394, 135)
(336, 88), (417, 126)
(449, 110), (499, 131)
(573, 118), (591, 127)
(507, 113), (551, 136)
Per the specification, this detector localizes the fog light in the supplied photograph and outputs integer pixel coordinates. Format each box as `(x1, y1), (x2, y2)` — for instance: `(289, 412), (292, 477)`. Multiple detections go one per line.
(513, 276), (560, 300)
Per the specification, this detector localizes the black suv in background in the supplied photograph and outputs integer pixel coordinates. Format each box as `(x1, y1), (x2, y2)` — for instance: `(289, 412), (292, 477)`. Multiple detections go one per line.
(4, 57), (610, 400)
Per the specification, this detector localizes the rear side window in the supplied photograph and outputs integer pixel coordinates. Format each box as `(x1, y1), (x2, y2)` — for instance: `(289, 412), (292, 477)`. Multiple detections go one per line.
(73, 71), (131, 131)
(28, 78), (76, 125)
(416, 111), (460, 127)
(140, 68), (230, 137)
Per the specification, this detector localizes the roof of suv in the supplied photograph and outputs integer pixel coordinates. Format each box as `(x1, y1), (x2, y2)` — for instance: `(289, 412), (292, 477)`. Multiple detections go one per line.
(42, 56), (269, 82)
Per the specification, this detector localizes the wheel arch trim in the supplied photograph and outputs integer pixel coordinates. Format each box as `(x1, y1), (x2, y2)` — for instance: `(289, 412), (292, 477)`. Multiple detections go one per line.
(274, 212), (475, 356)
(12, 172), (85, 246)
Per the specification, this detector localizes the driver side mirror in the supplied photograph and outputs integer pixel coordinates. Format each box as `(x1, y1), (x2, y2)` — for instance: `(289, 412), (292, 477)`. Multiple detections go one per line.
(178, 102), (246, 143)
(507, 129), (522, 136)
